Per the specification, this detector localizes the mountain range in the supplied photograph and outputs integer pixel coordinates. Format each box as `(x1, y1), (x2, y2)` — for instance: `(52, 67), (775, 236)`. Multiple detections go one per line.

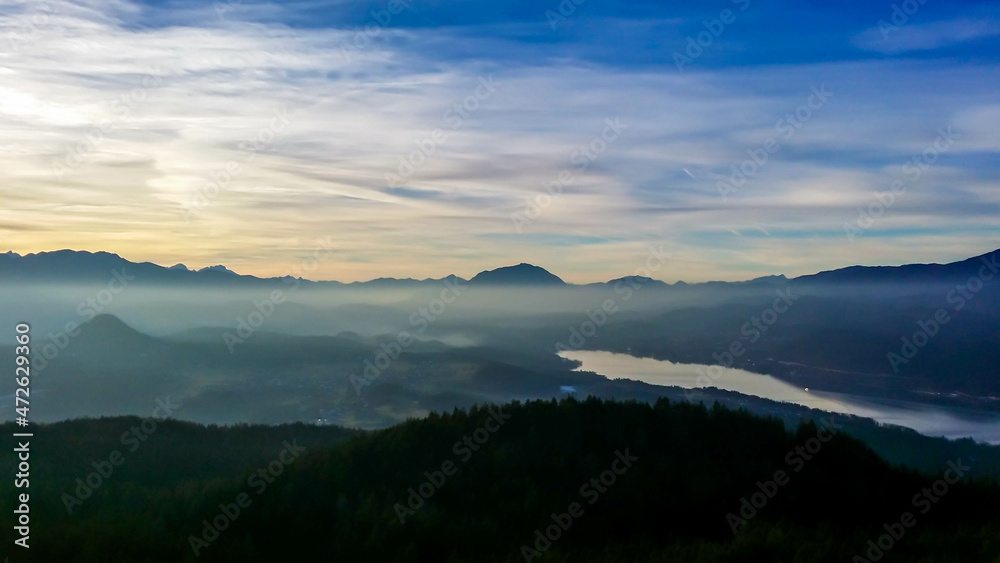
(1, 248), (997, 288)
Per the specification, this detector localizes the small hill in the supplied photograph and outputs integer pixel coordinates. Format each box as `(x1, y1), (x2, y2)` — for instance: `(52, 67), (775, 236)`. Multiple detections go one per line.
(3, 398), (997, 562)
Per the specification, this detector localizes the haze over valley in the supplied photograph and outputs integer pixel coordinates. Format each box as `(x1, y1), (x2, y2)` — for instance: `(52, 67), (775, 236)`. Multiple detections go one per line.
(3, 248), (998, 438)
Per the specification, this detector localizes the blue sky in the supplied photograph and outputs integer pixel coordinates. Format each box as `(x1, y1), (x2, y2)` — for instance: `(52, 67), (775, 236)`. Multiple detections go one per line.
(0, 0), (998, 282)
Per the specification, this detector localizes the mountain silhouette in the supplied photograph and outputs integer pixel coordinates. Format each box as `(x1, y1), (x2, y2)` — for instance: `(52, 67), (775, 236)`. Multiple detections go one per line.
(795, 248), (1000, 285)
(603, 275), (669, 288)
(468, 263), (566, 286)
(0, 248), (997, 288)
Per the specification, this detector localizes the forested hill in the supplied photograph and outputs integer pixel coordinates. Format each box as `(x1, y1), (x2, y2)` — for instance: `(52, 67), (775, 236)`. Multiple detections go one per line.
(1, 399), (999, 562)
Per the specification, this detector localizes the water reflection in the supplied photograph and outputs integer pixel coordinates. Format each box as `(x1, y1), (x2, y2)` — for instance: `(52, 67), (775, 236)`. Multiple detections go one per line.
(560, 350), (1000, 444)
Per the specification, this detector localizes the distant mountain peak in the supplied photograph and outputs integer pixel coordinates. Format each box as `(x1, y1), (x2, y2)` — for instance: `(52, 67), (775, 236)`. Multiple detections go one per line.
(4, 248), (998, 288)
(469, 263), (565, 286)
(40, 249), (123, 260)
(78, 314), (156, 347)
(86, 313), (137, 331)
(198, 265), (238, 275)
(606, 275), (667, 287)
(794, 248), (1000, 285)
(747, 274), (787, 285)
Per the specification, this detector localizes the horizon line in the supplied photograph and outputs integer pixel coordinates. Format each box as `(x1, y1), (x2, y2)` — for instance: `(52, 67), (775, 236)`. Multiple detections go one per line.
(3, 247), (998, 287)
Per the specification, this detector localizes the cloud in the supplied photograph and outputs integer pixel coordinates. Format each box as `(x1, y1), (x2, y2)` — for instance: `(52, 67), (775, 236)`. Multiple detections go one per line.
(854, 17), (1000, 54)
(0, 0), (997, 283)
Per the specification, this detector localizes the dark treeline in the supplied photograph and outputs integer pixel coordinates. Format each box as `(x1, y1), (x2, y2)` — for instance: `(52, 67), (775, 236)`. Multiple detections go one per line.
(1, 398), (998, 562)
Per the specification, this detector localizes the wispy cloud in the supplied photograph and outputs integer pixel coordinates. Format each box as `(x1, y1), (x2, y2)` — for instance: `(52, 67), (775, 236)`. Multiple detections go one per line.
(854, 17), (1000, 54)
(0, 0), (997, 283)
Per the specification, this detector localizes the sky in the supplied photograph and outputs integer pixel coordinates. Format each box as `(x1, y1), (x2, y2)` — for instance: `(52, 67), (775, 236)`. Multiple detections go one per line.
(0, 0), (998, 283)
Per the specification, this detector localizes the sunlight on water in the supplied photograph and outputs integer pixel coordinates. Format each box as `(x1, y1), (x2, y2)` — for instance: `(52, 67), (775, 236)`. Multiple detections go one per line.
(560, 350), (1000, 444)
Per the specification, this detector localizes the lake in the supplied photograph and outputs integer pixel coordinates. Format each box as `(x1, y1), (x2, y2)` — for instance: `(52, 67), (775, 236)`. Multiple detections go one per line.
(560, 350), (1000, 444)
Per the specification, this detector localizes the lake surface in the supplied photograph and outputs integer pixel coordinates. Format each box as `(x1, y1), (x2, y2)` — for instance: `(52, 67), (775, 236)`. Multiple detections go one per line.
(560, 350), (1000, 444)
